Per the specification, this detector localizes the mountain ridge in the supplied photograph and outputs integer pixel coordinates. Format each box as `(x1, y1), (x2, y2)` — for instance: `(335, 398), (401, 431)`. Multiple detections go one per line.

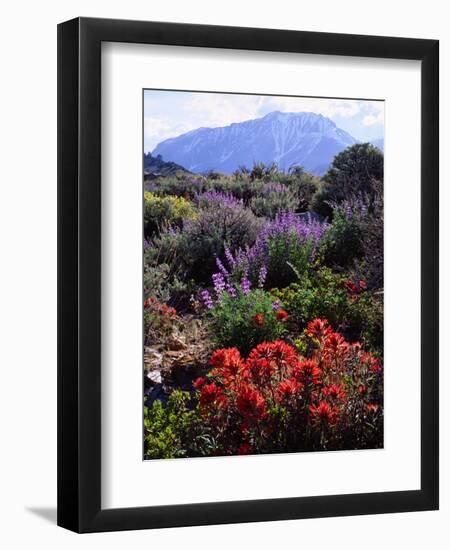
(152, 111), (359, 176)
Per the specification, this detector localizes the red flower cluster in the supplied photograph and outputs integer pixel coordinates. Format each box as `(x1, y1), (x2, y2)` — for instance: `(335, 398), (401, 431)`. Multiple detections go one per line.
(344, 278), (367, 296)
(144, 296), (176, 319)
(309, 401), (339, 425)
(276, 309), (289, 322)
(193, 319), (383, 456)
(252, 313), (265, 327)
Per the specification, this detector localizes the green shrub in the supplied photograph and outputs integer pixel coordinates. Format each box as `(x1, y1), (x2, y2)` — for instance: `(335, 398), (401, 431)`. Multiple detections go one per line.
(144, 391), (214, 459)
(271, 267), (383, 353)
(312, 143), (383, 217)
(271, 267), (348, 328)
(317, 207), (364, 269)
(208, 288), (287, 356)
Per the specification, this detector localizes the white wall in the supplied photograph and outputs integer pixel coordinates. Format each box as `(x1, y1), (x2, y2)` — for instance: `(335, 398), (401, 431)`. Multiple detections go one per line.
(0, 0), (447, 547)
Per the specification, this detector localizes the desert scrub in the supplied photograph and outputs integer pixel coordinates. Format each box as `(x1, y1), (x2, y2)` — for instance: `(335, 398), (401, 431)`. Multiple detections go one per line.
(144, 191), (196, 238)
(249, 182), (298, 218)
(178, 197), (264, 283)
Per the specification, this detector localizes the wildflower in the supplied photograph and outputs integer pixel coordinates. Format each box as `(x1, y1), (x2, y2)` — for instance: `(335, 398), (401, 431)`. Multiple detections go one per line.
(344, 279), (359, 295)
(224, 245), (236, 268)
(277, 378), (303, 401)
(200, 289), (214, 309)
(361, 352), (382, 373)
(199, 383), (227, 409)
(252, 313), (265, 327)
(226, 283), (237, 298)
(324, 332), (349, 355)
(210, 348), (244, 383)
(272, 300), (281, 311)
(294, 359), (322, 386)
(306, 318), (332, 339)
(241, 277), (251, 295)
(212, 272), (226, 297)
(193, 377), (207, 390)
(276, 309), (289, 322)
(358, 385), (368, 396)
(215, 256), (229, 277)
(309, 400), (338, 424)
(236, 385), (267, 421)
(367, 403), (379, 413)
(257, 264), (268, 288)
(322, 383), (346, 402)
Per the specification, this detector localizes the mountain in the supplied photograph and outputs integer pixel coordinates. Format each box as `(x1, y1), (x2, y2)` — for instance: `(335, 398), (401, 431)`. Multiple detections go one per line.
(143, 152), (191, 179)
(152, 111), (358, 176)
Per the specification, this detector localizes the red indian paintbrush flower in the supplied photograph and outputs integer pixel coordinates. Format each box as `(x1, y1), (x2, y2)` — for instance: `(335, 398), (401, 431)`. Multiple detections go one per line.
(193, 376), (207, 390)
(322, 383), (347, 402)
(210, 348), (244, 383)
(199, 383), (227, 409)
(306, 318), (333, 340)
(309, 400), (339, 424)
(293, 359), (322, 386)
(252, 313), (265, 327)
(277, 378), (303, 401)
(236, 384), (267, 421)
(276, 309), (289, 322)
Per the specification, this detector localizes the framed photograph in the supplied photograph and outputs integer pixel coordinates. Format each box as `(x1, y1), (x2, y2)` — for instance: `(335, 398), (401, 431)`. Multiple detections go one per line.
(57, 17), (439, 533)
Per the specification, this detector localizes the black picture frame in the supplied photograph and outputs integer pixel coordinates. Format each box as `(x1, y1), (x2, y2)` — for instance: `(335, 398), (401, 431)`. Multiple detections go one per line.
(57, 17), (439, 533)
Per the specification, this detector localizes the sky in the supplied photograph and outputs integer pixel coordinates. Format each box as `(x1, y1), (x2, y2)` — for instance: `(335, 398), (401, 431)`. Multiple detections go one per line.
(144, 90), (384, 153)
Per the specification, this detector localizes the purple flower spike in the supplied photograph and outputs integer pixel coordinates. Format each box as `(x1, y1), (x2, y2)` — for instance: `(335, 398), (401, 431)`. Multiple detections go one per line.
(215, 256), (229, 277)
(241, 277), (251, 295)
(212, 272), (226, 297)
(200, 289), (214, 310)
(226, 283), (237, 298)
(257, 264), (268, 288)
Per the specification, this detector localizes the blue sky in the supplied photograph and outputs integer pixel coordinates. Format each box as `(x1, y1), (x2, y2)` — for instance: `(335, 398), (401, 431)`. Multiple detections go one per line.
(144, 90), (384, 153)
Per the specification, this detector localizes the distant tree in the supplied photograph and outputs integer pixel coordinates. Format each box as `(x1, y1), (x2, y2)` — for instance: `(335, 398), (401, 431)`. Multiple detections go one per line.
(312, 143), (384, 217)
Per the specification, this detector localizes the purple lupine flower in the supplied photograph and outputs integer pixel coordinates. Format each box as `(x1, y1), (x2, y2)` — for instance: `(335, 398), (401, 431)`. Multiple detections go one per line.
(244, 212), (328, 274)
(272, 300), (281, 311)
(240, 277), (251, 295)
(200, 289), (214, 310)
(226, 283), (237, 298)
(215, 256), (229, 277)
(224, 245), (236, 268)
(212, 272), (226, 297)
(143, 238), (150, 250)
(257, 264), (267, 288)
(195, 190), (242, 208)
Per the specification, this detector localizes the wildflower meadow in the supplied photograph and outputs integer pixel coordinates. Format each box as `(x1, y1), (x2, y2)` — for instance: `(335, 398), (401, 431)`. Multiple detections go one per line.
(143, 137), (384, 459)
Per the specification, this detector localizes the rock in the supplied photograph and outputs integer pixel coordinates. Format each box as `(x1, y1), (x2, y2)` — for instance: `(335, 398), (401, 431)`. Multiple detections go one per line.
(146, 370), (162, 385)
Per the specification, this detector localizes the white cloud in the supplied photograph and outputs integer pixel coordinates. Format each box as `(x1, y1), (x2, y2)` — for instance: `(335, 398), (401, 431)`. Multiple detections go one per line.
(183, 93), (265, 128)
(264, 96), (363, 118)
(362, 110), (384, 126)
